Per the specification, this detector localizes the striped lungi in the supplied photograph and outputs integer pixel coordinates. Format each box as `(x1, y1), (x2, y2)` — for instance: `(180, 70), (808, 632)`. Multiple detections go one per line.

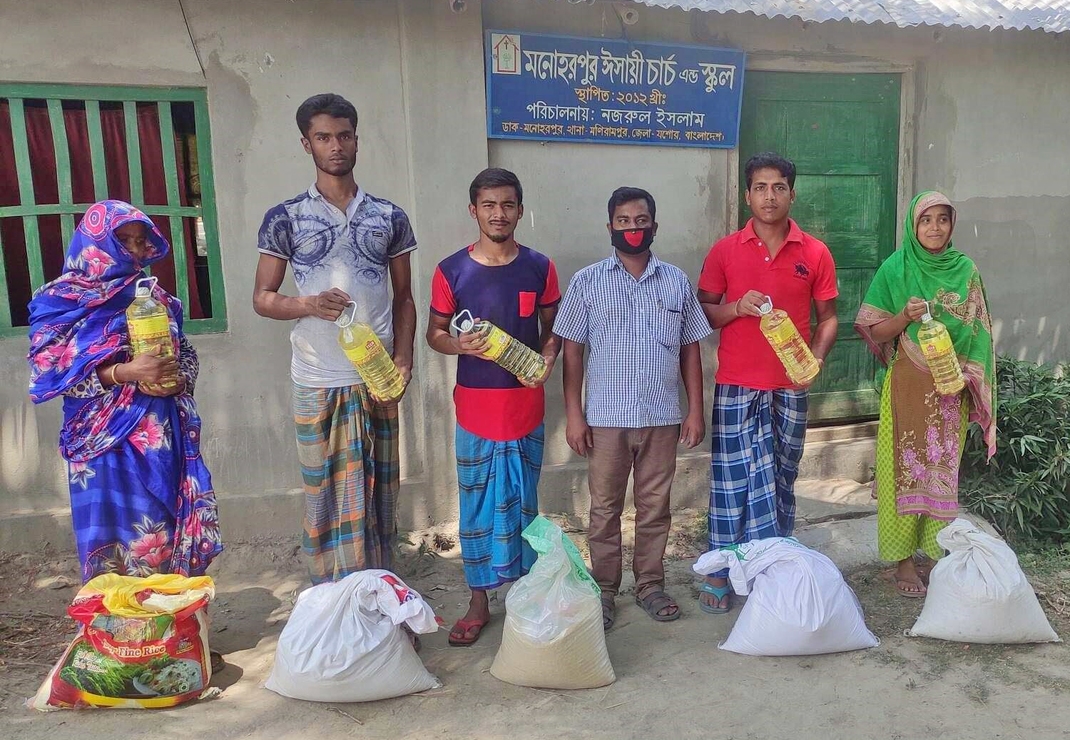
(456, 423), (544, 590)
(293, 383), (400, 584)
(708, 384), (808, 575)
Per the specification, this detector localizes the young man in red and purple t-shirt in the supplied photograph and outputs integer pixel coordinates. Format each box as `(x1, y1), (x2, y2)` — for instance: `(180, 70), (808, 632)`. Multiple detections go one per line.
(696, 153), (839, 614)
(426, 168), (561, 647)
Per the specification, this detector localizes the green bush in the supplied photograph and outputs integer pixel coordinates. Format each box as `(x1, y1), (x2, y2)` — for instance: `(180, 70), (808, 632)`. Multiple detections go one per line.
(960, 356), (1070, 544)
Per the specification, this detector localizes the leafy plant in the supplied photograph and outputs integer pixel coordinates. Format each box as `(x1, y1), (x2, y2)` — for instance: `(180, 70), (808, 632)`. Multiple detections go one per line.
(960, 356), (1070, 544)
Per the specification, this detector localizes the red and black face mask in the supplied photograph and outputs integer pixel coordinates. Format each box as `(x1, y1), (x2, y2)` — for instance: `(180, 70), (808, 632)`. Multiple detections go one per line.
(611, 226), (655, 255)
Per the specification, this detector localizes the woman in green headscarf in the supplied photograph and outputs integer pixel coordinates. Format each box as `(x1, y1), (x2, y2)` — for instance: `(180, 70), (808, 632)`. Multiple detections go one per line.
(855, 191), (996, 598)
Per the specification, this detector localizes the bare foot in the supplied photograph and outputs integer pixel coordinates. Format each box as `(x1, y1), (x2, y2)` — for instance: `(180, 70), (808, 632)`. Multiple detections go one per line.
(895, 558), (927, 598)
(914, 555), (936, 585)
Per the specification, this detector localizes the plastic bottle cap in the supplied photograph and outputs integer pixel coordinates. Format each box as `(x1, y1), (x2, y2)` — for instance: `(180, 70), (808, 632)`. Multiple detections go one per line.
(757, 297), (773, 316)
(135, 276), (158, 297)
(450, 309), (476, 334)
(335, 301), (359, 328)
(921, 311), (933, 322)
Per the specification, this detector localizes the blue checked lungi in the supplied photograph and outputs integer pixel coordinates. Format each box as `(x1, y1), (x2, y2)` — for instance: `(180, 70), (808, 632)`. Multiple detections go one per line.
(456, 423), (543, 590)
(708, 384), (808, 577)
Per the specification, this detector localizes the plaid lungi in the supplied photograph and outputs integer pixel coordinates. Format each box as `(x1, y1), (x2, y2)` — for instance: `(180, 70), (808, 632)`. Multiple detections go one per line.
(293, 383), (400, 584)
(708, 384), (808, 574)
(456, 423), (543, 590)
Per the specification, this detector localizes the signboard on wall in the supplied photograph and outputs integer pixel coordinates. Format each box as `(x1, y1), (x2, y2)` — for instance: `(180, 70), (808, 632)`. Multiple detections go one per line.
(485, 31), (745, 149)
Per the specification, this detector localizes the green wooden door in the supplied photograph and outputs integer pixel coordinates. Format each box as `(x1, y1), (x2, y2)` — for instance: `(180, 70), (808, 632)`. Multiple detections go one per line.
(738, 71), (901, 422)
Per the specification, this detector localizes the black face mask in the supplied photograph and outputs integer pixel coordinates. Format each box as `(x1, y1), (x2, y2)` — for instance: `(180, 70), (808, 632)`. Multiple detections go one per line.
(611, 227), (655, 255)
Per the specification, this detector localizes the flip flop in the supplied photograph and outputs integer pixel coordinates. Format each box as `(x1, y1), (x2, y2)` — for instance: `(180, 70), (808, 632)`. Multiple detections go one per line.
(895, 577), (927, 599)
(635, 590), (681, 622)
(699, 582), (732, 614)
(448, 617), (489, 646)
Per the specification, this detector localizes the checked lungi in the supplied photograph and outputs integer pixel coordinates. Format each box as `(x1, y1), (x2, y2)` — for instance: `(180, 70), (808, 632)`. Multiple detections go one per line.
(708, 384), (808, 576)
(293, 383), (400, 584)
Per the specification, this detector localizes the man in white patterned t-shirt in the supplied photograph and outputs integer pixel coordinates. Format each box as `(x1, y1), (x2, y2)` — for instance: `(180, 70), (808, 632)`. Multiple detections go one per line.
(555, 186), (710, 631)
(253, 93), (417, 586)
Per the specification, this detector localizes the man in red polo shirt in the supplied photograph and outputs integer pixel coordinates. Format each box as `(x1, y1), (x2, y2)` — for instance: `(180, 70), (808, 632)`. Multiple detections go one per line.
(696, 152), (839, 614)
(426, 168), (561, 646)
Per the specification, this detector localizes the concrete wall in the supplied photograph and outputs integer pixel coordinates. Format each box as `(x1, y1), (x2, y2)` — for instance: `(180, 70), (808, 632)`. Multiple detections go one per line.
(1, 0), (1068, 551)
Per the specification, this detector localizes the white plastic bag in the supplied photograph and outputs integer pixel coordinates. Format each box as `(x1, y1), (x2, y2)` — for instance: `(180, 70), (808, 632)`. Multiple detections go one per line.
(490, 517), (615, 689)
(694, 537), (879, 656)
(266, 570), (441, 703)
(907, 518), (1060, 644)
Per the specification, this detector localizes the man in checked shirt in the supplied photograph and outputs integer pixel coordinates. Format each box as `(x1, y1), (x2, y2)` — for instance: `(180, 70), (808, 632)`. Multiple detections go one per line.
(555, 186), (710, 631)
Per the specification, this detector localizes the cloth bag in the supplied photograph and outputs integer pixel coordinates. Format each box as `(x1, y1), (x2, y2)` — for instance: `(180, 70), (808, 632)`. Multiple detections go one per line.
(266, 570), (441, 703)
(490, 517), (615, 689)
(32, 574), (215, 710)
(694, 537), (879, 656)
(907, 518), (1060, 643)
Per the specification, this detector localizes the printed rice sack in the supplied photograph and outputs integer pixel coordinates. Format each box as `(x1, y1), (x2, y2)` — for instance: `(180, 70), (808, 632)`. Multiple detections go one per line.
(32, 574), (215, 710)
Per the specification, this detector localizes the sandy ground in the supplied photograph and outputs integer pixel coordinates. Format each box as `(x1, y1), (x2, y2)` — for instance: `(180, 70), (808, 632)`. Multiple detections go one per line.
(2, 482), (1069, 740)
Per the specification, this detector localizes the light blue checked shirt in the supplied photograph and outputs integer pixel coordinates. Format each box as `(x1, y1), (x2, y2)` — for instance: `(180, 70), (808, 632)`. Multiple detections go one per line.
(554, 254), (711, 428)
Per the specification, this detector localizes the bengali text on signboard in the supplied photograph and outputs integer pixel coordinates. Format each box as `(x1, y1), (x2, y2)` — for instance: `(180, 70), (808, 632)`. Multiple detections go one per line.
(485, 31), (745, 149)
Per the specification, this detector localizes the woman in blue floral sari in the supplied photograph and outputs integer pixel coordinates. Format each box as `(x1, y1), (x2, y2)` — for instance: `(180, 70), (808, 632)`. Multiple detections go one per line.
(27, 200), (222, 583)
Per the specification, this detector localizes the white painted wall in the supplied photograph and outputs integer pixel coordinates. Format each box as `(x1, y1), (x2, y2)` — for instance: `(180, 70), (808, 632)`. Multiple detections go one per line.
(1, 0), (1067, 550)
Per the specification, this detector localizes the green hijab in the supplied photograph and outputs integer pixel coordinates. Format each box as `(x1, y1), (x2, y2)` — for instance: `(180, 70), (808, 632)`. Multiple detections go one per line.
(856, 191), (996, 457)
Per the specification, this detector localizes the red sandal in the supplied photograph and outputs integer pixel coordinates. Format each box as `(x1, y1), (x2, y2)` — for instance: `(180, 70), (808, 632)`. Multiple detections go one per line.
(448, 617), (489, 647)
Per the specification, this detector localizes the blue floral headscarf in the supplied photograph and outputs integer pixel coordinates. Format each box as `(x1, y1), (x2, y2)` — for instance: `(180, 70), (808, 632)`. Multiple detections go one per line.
(27, 200), (184, 461)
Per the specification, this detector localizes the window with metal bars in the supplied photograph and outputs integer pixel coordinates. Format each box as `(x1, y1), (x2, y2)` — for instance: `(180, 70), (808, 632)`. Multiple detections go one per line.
(0, 84), (226, 337)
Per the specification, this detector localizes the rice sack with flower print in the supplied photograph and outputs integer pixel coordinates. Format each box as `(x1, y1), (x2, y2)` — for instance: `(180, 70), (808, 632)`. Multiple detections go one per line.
(31, 574), (215, 710)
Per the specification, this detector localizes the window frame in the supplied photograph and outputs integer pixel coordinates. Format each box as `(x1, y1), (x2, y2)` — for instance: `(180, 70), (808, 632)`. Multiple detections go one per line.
(0, 82), (226, 337)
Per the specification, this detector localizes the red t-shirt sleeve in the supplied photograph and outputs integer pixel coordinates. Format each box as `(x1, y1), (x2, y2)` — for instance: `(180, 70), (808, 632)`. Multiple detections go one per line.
(540, 259), (562, 306)
(430, 266), (456, 316)
(813, 245), (839, 301)
(697, 242), (727, 295)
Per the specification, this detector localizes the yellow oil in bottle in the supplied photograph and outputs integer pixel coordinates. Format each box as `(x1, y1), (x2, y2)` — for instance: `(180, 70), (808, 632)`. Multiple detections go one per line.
(126, 277), (177, 388)
(917, 304), (965, 396)
(452, 310), (546, 383)
(337, 303), (405, 402)
(758, 298), (820, 386)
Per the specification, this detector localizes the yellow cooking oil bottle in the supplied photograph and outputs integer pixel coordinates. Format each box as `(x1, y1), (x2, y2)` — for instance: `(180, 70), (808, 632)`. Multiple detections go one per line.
(336, 302), (405, 402)
(451, 309), (546, 383)
(126, 276), (177, 388)
(917, 301), (965, 396)
(757, 297), (821, 386)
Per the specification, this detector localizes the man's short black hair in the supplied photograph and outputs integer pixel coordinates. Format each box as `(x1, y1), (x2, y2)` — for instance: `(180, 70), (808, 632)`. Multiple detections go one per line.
(607, 186), (656, 223)
(296, 94), (358, 138)
(469, 168), (523, 206)
(744, 152), (796, 189)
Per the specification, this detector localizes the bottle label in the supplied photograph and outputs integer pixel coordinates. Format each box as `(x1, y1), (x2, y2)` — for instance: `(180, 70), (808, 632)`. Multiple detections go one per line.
(129, 315), (172, 356)
(921, 333), (953, 357)
(349, 337), (385, 364)
(480, 326), (510, 361)
(765, 320), (797, 346)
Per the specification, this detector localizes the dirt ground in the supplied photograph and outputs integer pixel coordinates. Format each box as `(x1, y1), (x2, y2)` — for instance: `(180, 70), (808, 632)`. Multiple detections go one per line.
(2, 507), (1069, 740)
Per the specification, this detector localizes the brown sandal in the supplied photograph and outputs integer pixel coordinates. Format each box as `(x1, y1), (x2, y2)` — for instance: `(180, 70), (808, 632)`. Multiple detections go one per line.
(635, 590), (681, 622)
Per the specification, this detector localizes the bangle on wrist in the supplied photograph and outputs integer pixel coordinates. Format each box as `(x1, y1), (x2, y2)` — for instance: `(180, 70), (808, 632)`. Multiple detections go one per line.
(733, 300), (740, 317)
(108, 364), (120, 386)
